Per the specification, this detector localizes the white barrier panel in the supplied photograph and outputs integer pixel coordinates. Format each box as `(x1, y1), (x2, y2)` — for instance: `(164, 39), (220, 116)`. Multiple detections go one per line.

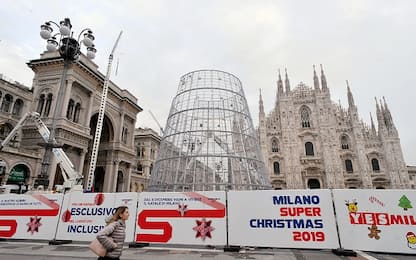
(135, 191), (226, 245)
(55, 192), (138, 242)
(0, 193), (63, 239)
(333, 189), (416, 254)
(228, 190), (339, 249)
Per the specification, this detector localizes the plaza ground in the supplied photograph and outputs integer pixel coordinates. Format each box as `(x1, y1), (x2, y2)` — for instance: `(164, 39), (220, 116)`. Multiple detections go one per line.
(0, 241), (414, 260)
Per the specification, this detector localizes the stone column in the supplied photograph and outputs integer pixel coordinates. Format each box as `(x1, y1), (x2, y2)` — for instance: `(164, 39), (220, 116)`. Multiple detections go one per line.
(86, 93), (94, 125)
(111, 160), (120, 192)
(78, 149), (87, 178)
(61, 79), (74, 118)
(103, 160), (114, 192)
(125, 165), (132, 192)
(119, 113), (125, 142)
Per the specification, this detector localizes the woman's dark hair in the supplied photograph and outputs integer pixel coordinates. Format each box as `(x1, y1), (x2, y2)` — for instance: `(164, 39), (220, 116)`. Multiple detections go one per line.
(108, 206), (129, 223)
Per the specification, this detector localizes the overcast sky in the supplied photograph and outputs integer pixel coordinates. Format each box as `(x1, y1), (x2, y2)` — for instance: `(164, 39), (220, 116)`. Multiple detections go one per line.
(1, 0), (415, 165)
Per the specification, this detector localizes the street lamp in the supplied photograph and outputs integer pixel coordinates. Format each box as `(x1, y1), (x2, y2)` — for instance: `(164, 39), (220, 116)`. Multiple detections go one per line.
(34, 18), (96, 189)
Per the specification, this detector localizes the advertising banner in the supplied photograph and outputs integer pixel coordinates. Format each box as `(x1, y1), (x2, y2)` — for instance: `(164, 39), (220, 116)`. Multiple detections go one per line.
(55, 192), (138, 242)
(228, 190), (339, 249)
(0, 193), (63, 240)
(333, 189), (416, 254)
(135, 191), (226, 245)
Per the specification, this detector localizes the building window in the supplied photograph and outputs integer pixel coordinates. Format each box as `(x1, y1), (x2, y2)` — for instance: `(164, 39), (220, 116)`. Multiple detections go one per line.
(12, 99), (23, 116)
(307, 179), (320, 189)
(301, 107), (311, 128)
(341, 135), (350, 150)
(122, 127), (128, 144)
(1, 94), (13, 112)
(345, 159), (353, 173)
(273, 162), (280, 175)
(66, 99), (74, 120)
(73, 103), (81, 123)
(0, 123), (13, 140)
(44, 93), (53, 117)
(371, 158), (380, 172)
(137, 163), (143, 173)
(37, 94), (45, 114)
(305, 142), (314, 156)
(271, 139), (279, 153)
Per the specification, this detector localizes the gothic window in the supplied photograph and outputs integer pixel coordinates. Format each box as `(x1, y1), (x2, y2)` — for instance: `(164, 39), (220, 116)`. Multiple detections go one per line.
(271, 139), (279, 153)
(341, 135), (350, 150)
(150, 163), (153, 175)
(345, 159), (353, 173)
(37, 94), (45, 114)
(44, 93), (53, 117)
(273, 162), (280, 175)
(371, 158), (380, 172)
(12, 99), (23, 116)
(137, 163), (143, 173)
(307, 179), (320, 189)
(73, 103), (81, 123)
(300, 107), (311, 128)
(66, 99), (74, 120)
(305, 142), (314, 156)
(1, 94), (13, 112)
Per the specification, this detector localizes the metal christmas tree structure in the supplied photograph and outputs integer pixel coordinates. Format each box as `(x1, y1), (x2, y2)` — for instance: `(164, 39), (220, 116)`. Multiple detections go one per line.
(148, 70), (271, 191)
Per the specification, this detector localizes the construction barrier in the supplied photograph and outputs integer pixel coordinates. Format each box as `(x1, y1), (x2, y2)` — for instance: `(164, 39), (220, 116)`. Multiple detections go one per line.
(135, 191), (226, 245)
(227, 189), (339, 249)
(333, 189), (416, 254)
(55, 192), (138, 242)
(0, 189), (415, 255)
(0, 193), (63, 239)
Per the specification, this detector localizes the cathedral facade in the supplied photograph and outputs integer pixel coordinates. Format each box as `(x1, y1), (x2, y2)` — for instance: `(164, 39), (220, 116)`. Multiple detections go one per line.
(258, 66), (410, 190)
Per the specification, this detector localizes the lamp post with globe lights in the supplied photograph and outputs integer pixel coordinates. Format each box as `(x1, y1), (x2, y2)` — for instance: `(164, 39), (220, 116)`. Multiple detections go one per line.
(35, 18), (97, 189)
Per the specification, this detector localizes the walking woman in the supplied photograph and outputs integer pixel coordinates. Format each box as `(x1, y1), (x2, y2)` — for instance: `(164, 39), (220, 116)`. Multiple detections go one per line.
(96, 206), (130, 260)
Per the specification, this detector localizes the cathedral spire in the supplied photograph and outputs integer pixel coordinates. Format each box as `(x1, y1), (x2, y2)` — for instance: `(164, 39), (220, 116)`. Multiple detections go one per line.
(277, 69), (284, 94)
(382, 96), (396, 130)
(259, 88), (265, 118)
(313, 65), (320, 90)
(375, 97), (386, 131)
(284, 68), (291, 92)
(370, 112), (376, 133)
(320, 64), (328, 90)
(346, 80), (355, 107)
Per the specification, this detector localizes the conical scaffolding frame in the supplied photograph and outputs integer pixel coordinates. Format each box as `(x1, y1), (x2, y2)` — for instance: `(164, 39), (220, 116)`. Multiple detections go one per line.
(148, 70), (271, 191)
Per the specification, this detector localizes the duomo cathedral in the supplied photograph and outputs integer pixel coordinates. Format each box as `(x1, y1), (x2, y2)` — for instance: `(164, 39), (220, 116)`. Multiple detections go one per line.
(258, 65), (412, 190)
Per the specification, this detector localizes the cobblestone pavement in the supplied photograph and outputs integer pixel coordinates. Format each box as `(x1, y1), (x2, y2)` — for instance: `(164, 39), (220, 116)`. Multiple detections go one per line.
(0, 241), (414, 260)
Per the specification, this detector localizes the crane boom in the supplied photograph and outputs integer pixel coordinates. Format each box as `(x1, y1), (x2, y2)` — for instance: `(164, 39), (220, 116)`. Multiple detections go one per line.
(86, 31), (123, 192)
(0, 112), (83, 191)
(148, 110), (164, 135)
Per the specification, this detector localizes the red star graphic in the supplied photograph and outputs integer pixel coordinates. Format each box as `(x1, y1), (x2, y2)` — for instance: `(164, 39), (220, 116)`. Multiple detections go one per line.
(177, 203), (188, 216)
(27, 216), (42, 235)
(192, 218), (215, 241)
